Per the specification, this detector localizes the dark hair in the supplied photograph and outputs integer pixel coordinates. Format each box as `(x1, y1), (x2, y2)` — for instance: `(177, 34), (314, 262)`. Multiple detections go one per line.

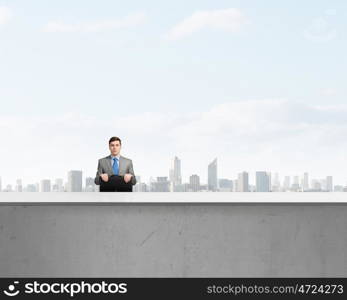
(109, 136), (122, 145)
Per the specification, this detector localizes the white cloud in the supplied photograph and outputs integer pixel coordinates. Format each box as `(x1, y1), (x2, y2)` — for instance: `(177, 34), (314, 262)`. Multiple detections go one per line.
(303, 16), (337, 42)
(1, 99), (347, 185)
(165, 8), (248, 40)
(42, 11), (147, 33)
(319, 88), (338, 97)
(0, 6), (12, 25)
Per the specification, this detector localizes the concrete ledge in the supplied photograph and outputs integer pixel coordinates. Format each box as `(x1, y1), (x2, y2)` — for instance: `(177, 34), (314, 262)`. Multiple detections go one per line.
(1, 194), (346, 277)
(0, 192), (347, 204)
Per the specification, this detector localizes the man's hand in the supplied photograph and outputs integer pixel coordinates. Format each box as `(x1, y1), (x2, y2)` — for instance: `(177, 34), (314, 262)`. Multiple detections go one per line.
(124, 173), (133, 183)
(100, 174), (109, 182)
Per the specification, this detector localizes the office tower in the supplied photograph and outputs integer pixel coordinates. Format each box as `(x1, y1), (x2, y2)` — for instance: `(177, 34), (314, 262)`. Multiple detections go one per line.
(135, 182), (148, 192)
(232, 179), (238, 192)
(334, 185), (343, 192)
(151, 177), (170, 192)
(293, 176), (299, 185)
(40, 179), (51, 192)
(15, 179), (23, 192)
(85, 177), (96, 192)
(256, 171), (271, 192)
(141, 182), (148, 192)
(189, 174), (200, 192)
(133, 176), (142, 192)
(326, 176), (333, 192)
(292, 175), (300, 191)
(271, 172), (280, 192)
(26, 184), (38, 192)
(303, 172), (309, 191)
(67, 170), (82, 192)
(52, 178), (64, 192)
(320, 178), (326, 190)
(238, 172), (249, 192)
(169, 156), (182, 192)
(218, 178), (233, 192)
(283, 176), (291, 191)
(208, 158), (218, 191)
(310, 179), (322, 191)
(4, 184), (13, 192)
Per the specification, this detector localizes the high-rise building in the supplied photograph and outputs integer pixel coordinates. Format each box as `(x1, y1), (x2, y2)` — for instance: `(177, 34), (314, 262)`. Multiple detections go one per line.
(52, 178), (64, 192)
(232, 179), (238, 192)
(169, 156), (182, 192)
(133, 176), (143, 192)
(85, 177), (96, 192)
(208, 158), (218, 191)
(67, 170), (82, 192)
(334, 185), (343, 192)
(271, 172), (280, 191)
(151, 177), (170, 192)
(4, 184), (13, 192)
(40, 179), (51, 192)
(292, 176), (300, 191)
(218, 178), (233, 192)
(326, 176), (333, 192)
(303, 172), (309, 191)
(15, 179), (23, 192)
(256, 171), (271, 192)
(135, 182), (148, 192)
(238, 172), (249, 192)
(283, 176), (291, 191)
(189, 174), (200, 192)
(25, 184), (38, 192)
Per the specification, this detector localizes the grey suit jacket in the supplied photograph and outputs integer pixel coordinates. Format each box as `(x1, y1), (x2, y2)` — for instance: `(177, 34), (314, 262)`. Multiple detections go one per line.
(94, 155), (137, 186)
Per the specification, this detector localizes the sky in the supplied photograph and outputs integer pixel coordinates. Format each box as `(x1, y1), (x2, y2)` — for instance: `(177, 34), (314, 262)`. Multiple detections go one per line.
(0, 0), (346, 186)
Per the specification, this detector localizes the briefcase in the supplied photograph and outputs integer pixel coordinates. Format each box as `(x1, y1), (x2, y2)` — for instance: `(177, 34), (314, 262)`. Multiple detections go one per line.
(100, 175), (133, 192)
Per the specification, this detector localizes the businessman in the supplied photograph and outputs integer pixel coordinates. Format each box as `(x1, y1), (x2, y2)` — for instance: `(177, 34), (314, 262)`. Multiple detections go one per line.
(94, 136), (136, 191)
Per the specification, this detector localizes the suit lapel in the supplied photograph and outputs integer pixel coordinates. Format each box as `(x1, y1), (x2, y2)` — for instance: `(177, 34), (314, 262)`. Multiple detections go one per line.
(105, 155), (114, 174)
(119, 155), (125, 175)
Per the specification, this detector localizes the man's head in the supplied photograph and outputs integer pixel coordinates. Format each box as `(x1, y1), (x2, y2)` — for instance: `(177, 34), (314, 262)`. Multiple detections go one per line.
(109, 136), (122, 156)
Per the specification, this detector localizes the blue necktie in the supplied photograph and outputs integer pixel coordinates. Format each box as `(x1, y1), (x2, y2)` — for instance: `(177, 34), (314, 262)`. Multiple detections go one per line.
(112, 157), (119, 175)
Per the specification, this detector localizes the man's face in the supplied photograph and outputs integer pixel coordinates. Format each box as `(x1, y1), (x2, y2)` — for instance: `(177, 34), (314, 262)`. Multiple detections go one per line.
(109, 141), (121, 156)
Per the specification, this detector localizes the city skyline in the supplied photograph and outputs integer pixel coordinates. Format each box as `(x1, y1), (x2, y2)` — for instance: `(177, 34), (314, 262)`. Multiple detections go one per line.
(0, 156), (342, 192)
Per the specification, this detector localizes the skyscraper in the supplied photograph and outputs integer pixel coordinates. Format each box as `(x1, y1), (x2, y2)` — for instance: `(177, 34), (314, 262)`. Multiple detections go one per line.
(15, 179), (23, 192)
(169, 156), (182, 192)
(272, 172), (280, 192)
(303, 172), (309, 191)
(67, 170), (82, 192)
(26, 184), (38, 192)
(326, 176), (333, 192)
(151, 177), (170, 192)
(40, 179), (51, 192)
(218, 178), (233, 192)
(52, 178), (64, 192)
(256, 171), (271, 192)
(133, 176), (143, 192)
(208, 158), (218, 191)
(85, 177), (96, 192)
(189, 174), (200, 192)
(283, 176), (291, 191)
(238, 172), (249, 192)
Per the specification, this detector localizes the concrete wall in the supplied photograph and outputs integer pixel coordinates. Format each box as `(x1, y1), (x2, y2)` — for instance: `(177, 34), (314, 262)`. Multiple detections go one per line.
(1, 202), (347, 277)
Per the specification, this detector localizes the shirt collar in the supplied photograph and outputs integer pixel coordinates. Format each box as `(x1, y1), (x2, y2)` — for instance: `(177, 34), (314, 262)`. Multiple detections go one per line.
(110, 154), (120, 159)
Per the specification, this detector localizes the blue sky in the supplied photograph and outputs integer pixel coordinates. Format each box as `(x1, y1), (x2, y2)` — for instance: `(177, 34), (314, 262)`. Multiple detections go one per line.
(0, 1), (346, 186)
